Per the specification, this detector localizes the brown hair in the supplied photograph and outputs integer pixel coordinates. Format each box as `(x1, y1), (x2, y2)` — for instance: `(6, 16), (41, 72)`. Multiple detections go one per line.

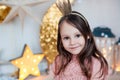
(55, 11), (108, 79)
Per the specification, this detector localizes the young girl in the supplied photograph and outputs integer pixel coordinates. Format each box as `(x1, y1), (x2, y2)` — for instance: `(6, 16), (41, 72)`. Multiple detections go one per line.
(47, 11), (108, 80)
(45, 1), (108, 80)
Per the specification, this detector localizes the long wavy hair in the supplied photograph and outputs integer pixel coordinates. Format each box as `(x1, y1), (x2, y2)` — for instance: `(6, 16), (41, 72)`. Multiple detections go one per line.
(55, 11), (108, 79)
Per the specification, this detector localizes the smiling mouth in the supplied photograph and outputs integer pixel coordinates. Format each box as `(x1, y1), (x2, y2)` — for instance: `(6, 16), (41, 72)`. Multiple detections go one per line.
(70, 46), (79, 49)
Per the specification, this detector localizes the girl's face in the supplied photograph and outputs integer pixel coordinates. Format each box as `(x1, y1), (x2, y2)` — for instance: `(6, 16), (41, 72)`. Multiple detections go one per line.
(60, 21), (85, 55)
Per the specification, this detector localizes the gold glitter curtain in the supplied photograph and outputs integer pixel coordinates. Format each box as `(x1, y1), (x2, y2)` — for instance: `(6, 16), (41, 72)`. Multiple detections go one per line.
(0, 5), (11, 23)
(40, 3), (62, 64)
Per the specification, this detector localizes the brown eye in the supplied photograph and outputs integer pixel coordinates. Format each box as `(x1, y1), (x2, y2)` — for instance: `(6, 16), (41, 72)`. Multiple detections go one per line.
(63, 37), (69, 40)
(75, 34), (81, 38)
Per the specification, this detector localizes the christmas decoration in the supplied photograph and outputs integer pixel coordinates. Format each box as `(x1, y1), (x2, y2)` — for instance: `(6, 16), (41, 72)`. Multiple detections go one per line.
(114, 38), (120, 72)
(0, 5), (11, 23)
(93, 26), (115, 38)
(0, 0), (55, 28)
(40, 3), (62, 64)
(10, 44), (44, 80)
(93, 26), (116, 72)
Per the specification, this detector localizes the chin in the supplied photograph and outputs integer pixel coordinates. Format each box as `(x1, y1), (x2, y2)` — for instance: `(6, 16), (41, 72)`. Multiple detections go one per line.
(70, 52), (80, 55)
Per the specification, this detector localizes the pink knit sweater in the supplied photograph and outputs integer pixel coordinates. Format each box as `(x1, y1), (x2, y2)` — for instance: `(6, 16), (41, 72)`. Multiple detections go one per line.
(49, 56), (107, 80)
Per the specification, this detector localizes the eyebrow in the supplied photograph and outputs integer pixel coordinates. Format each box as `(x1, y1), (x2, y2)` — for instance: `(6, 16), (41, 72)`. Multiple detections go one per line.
(75, 32), (81, 34)
(61, 32), (81, 37)
(61, 34), (69, 37)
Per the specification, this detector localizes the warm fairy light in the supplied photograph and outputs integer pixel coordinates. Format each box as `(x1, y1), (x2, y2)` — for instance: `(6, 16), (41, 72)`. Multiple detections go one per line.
(23, 68), (27, 73)
(27, 55), (30, 58)
(102, 48), (107, 58)
(11, 45), (44, 80)
(33, 59), (37, 63)
(0, 5), (7, 9)
(109, 46), (112, 50)
(15, 61), (18, 64)
(116, 66), (120, 71)
(20, 62), (23, 65)
(115, 64), (120, 72)
(32, 68), (34, 71)
(102, 48), (106, 53)
(35, 71), (39, 74)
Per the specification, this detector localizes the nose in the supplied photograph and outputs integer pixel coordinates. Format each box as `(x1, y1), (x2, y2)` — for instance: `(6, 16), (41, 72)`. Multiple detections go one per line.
(70, 38), (76, 45)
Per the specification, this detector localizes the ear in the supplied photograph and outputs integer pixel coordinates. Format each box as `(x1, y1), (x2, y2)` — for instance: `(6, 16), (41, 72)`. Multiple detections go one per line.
(87, 36), (90, 39)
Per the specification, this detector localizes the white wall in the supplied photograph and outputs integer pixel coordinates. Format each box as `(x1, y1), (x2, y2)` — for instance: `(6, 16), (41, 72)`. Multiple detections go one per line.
(0, 0), (55, 75)
(0, 16), (42, 61)
(0, 16), (42, 76)
(72, 0), (120, 38)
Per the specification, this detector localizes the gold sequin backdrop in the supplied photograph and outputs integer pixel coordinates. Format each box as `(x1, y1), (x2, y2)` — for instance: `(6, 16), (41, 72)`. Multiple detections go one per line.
(40, 4), (62, 64)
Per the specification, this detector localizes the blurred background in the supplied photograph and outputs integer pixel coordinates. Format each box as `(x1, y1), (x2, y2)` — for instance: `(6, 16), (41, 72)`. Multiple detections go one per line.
(0, 0), (120, 80)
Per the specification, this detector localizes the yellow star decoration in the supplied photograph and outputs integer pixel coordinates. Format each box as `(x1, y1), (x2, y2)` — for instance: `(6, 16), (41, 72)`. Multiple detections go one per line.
(10, 44), (44, 80)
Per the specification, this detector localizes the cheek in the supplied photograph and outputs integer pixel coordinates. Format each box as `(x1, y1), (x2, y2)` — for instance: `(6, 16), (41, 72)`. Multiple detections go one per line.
(80, 38), (85, 45)
(62, 40), (69, 48)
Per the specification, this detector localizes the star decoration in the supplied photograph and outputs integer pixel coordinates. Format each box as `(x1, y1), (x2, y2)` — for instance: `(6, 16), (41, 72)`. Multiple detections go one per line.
(10, 44), (45, 80)
(0, 0), (55, 26)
